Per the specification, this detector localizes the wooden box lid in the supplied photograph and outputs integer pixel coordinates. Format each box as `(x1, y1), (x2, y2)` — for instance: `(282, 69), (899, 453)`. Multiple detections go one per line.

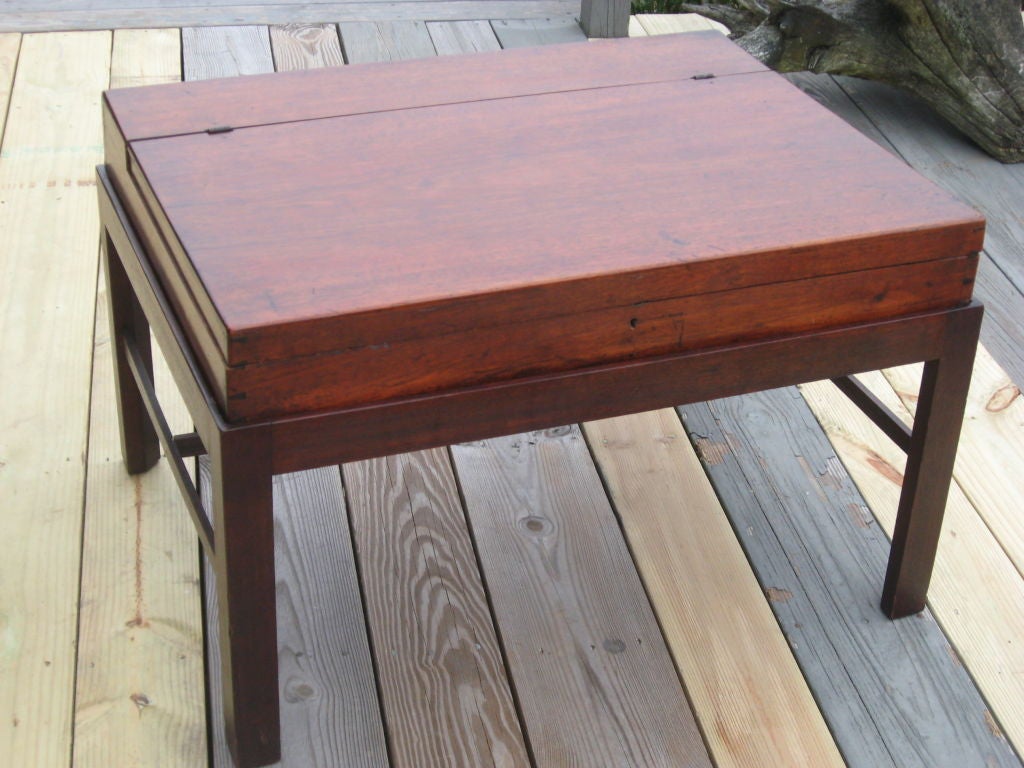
(104, 32), (985, 421)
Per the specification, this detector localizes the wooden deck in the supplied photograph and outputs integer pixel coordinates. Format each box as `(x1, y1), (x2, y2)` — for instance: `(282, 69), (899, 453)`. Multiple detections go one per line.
(1, 9), (1023, 768)
(0, 1), (579, 30)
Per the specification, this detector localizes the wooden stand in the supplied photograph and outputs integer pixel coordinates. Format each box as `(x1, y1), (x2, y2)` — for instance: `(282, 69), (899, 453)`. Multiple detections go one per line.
(98, 35), (985, 768)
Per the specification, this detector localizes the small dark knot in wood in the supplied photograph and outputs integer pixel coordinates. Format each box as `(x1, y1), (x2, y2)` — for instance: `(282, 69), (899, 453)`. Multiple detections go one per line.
(519, 516), (554, 536)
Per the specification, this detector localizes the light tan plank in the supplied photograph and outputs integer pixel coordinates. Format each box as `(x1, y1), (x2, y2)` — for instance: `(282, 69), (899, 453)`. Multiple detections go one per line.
(343, 451), (530, 768)
(584, 410), (846, 768)
(800, 375), (1024, 754)
(0, 34), (20, 137)
(74, 288), (205, 768)
(0, 30), (111, 768)
(107, 28), (181, 90)
(71, 28), (208, 768)
(880, 347), (1024, 578)
(451, 427), (712, 767)
(635, 13), (728, 35)
(270, 23), (343, 70)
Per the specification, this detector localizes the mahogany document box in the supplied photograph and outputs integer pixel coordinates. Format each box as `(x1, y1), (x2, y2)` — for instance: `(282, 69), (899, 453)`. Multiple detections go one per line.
(99, 32), (984, 767)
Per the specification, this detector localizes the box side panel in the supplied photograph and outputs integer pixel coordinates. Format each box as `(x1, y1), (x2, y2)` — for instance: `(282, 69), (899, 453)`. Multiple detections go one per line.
(222, 254), (977, 422)
(103, 98), (230, 411)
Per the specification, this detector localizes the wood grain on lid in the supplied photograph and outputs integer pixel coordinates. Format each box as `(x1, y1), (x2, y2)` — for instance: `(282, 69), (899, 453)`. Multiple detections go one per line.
(127, 67), (984, 366)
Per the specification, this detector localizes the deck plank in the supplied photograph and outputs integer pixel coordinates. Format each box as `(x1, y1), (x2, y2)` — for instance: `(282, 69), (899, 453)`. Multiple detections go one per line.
(195, 23), (388, 768)
(816, 74), (1024, 386)
(190, 24), (272, 768)
(182, 24), (273, 80)
(267, 24), (389, 768)
(451, 427), (712, 767)
(443, 20), (712, 764)
(0, 2), (579, 32)
(343, 451), (530, 768)
(490, 17), (586, 47)
(203, 465), (389, 768)
(336, 21), (530, 767)
(72, 29), (209, 768)
(634, 12), (726, 34)
(680, 390), (1022, 768)
(801, 375), (1024, 757)
(270, 23), (344, 69)
(584, 409), (845, 768)
(427, 18), (502, 53)
(0, 30), (111, 768)
(339, 20), (435, 63)
(0, 34), (19, 136)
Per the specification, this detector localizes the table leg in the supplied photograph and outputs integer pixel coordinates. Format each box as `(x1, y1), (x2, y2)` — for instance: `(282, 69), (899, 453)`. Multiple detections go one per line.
(103, 230), (160, 474)
(210, 430), (280, 767)
(881, 304), (983, 618)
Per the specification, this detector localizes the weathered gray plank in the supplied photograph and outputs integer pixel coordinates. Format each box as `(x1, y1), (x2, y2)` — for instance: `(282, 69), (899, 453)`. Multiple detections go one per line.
(339, 20), (435, 63)
(786, 71), (1024, 386)
(450, 428), (712, 768)
(343, 451), (530, 768)
(834, 74), (1024, 296)
(270, 23), (344, 70)
(427, 19), (501, 54)
(835, 75), (1024, 384)
(335, 23), (530, 766)
(678, 389), (1022, 768)
(974, 255), (1024, 387)
(784, 71), (897, 153)
(491, 17), (586, 48)
(195, 23), (387, 768)
(202, 465), (388, 768)
(0, 2), (579, 32)
(267, 469), (387, 768)
(182, 25), (273, 80)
